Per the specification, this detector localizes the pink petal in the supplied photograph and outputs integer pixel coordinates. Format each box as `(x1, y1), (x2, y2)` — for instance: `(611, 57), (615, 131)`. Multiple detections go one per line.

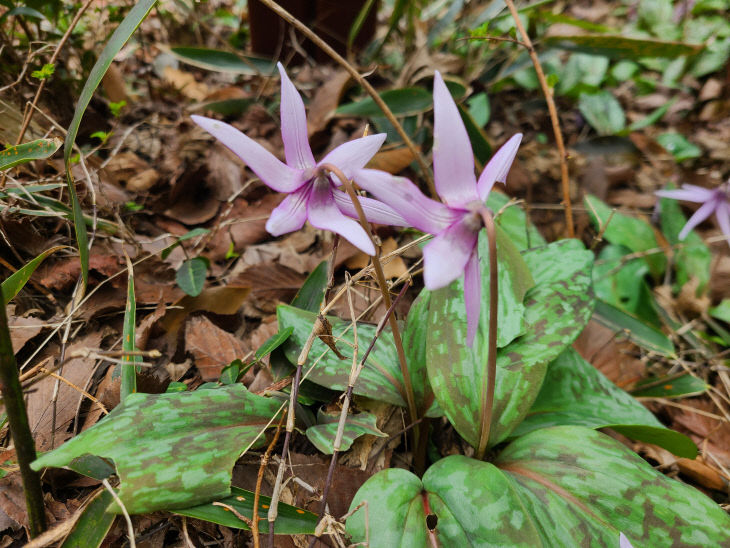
(678, 198), (718, 240)
(422, 215), (478, 289)
(432, 71), (479, 207)
(308, 179), (375, 255)
(355, 169), (460, 234)
(619, 533), (634, 548)
(714, 200), (730, 246)
(655, 185), (716, 203)
(265, 185), (310, 236)
(331, 189), (409, 226)
(318, 134), (387, 180)
(463, 250), (481, 347)
(477, 133), (523, 201)
(192, 115), (303, 193)
(277, 62), (316, 170)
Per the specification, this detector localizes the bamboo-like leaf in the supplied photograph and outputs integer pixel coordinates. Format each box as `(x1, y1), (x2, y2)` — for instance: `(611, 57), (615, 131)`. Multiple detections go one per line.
(543, 34), (703, 59)
(59, 490), (116, 548)
(1, 246), (65, 305)
(64, 0), (157, 289)
(291, 260), (328, 312)
(592, 299), (675, 356)
(512, 348), (695, 457)
(0, 138), (60, 171)
(169, 46), (275, 75)
(118, 255), (138, 400)
(31, 385), (281, 514)
(347, 426), (730, 547)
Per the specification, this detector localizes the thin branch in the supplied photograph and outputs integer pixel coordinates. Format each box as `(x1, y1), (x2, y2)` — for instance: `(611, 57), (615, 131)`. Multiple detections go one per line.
(253, 409), (285, 548)
(502, 0), (574, 238)
(254, 0), (436, 197)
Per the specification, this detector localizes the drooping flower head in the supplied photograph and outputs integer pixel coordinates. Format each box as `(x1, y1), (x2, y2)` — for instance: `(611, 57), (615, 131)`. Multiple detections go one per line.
(655, 182), (730, 245)
(192, 62), (406, 256)
(356, 71), (522, 345)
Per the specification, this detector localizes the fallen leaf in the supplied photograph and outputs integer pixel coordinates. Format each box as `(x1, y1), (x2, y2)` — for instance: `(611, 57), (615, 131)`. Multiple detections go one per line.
(160, 285), (251, 335)
(365, 147), (415, 174)
(232, 262), (305, 315)
(6, 306), (44, 352)
(186, 315), (248, 381)
(163, 66), (210, 101)
(345, 237), (407, 280)
(307, 69), (351, 136)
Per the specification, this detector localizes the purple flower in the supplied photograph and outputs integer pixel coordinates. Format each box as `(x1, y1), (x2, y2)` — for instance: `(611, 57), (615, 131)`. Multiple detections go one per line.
(355, 71), (522, 345)
(656, 182), (730, 244)
(619, 532), (634, 548)
(191, 62), (406, 256)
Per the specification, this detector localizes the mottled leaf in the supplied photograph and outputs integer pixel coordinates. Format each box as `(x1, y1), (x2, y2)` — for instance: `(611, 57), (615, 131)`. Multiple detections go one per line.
(0, 138), (60, 171)
(175, 486), (317, 534)
(31, 385), (281, 514)
(585, 194), (666, 278)
(348, 426), (730, 547)
(305, 409), (386, 454)
(512, 348), (695, 457)
(427, 239), (594, 450)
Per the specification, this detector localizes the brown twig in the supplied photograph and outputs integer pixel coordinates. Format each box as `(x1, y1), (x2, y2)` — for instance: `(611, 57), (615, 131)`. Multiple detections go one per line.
(254, 0), (436, 197)
(502, 0), (574, 238)
(253, 409), (286, 547)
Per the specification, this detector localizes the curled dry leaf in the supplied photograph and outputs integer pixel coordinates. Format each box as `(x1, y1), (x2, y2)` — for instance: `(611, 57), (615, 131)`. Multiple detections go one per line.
(186, 315), (248, 381)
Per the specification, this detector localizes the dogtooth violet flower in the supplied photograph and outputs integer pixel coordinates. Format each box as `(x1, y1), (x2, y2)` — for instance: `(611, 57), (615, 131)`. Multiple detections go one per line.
(355, 71), (522, 346)
(655, 181), (730, 244)
(191, 62), (406, 256)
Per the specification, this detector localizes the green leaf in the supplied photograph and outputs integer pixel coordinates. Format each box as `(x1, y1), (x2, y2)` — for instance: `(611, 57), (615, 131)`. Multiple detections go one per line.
(336, 87), (433, 117)
(585, 194), (666, 278)
(543, 34), (704, 59)
(632, 373), (709, 398)
(625, 97), (677, 133)
(1, 246), (65, 305)
(402, 290), (435, 416)
(176, 257), (208, 297)
(426, 239), (593, 449)
(578, 91), (626, 135)
(512, 348), (695, 457)
(656, 132), (702, 162)
(65, 0), (157, 290)
(255, 327), (294, 359)
(347, 426), (730, 547)
(487, 192), (546, 251)
(59, 490), (116, 548)
(467, 92), (490, 127)
(291, 260), (328, 312)
(119, 257), (138, 399)
(709, 299), (730, 323)
(32, 385), (281, 514)
(0, 138), (60, 171)
(219, 360), (240, 385)
(176, 486), (317, 534)
(305, 410), (386, 454)
(592, 299), (675, 356)
(169, 46), (275, 75)
(457, 104), (491, 166)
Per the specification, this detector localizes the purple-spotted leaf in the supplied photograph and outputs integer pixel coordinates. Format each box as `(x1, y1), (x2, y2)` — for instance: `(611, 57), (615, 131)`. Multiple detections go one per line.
(511, 348), (696, 457)
(305, 409), (386, 454)
(347, 426), (730, 546)
(427, 239), (594, 450)
(31, 385), (281, 514)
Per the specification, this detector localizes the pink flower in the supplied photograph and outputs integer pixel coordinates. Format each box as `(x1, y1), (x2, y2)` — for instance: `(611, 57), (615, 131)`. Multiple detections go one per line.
(191, 62), (406, 256)
(656, 182), (730, 243)
(619, 532), (634, 548)
(355, 71), (522, 345)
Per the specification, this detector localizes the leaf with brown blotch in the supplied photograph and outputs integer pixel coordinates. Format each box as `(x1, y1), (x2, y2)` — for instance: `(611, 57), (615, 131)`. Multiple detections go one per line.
(186, 315), (248, 381)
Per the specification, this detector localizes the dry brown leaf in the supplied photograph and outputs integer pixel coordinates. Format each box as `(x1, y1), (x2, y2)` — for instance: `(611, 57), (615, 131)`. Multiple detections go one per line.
(677, 457), (727, 491)
(186, 316), (248, 381)
(160, 285), (251, 335)
(163, 66), (210, 101)
(37, 254), (122, 291)
(231, 262), (305, 315)
(307, 69), (351, 136)
(366, 147), (416, 174)
(345, 237), (407, 280)
(6, 306), (44, 352)
(126, 168), (159, 192)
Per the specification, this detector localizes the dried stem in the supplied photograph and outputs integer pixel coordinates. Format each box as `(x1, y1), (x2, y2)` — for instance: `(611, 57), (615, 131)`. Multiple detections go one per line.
(253, 409), (286, 547)
(254, 0), (435, 197)
(476, 209), (498, 460)
(502, 0), (574, 238)
(0, 303), (46, 537)
(309, 281), (409, 547)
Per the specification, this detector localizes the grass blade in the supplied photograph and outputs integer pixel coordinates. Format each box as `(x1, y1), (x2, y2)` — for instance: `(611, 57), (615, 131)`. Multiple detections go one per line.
(1, 246), (66, 305)
(64, 0), (157, 289)
(120, 254), (138, 400)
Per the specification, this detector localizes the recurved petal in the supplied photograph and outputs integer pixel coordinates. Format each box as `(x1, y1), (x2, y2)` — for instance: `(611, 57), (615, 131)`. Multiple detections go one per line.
(265, 185), (310, 236)
(477, 133), (522, 201)
(308, 180), (375, 255)
(678, 198), (718, 240)
(432, 71), (478, 207)
(277, 62), (316, 170)
(318, 134), (387, 180)
(192, 115), (303, 193)
(714, 199), (730, 246)
(463, 250), (481, 347)
(655, 184), (716, 203)
(422, 215), (478, 290)
(354, 169), (459, 234)
(332, 189), (409, 226)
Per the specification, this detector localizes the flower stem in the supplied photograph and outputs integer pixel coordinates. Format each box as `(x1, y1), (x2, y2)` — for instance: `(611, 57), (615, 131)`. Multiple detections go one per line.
(0, 304), (46, 537)
(476, 209), (498, 461)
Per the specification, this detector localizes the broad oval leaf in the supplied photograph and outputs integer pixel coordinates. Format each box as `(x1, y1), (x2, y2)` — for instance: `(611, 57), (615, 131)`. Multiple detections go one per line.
(512, 348), (696, 457)
(305, 409), (386, 454)
(176, 257), (208, 296)
(347, 426), (730, 547)
(578, 90), (626, 135)
(427, 239), (594, 450)
(0, 138), (60, 171)
(31, 385), (281, 514)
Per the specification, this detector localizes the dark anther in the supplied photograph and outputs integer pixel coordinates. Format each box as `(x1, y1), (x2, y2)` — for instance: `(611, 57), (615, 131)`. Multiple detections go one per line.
(426, 513), (438, 531)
